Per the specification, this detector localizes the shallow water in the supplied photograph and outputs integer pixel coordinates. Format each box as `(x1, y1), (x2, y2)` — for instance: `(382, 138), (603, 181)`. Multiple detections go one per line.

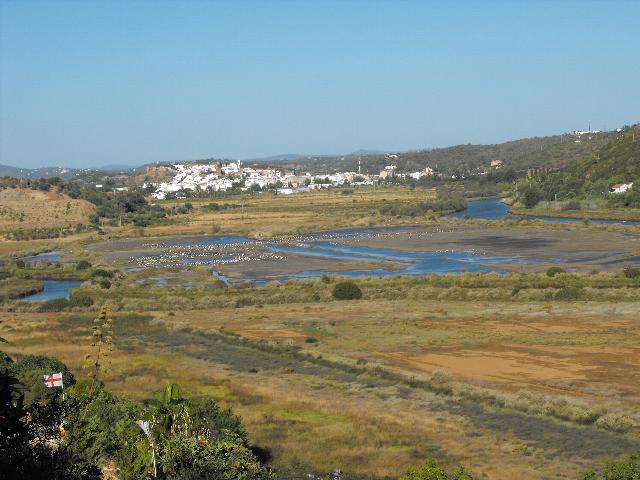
(448, 199), (511, 220)
(450, 198), (640, 225)
(23, 280), (82, 302)
(20, 251), (62, 262)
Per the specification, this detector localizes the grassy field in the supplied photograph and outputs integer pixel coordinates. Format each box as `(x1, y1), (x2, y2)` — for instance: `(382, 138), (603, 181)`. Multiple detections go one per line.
(511, 202), (640, 221)
(149, 186), (439, 238)
(0, 186), (437, 257)
(2, 287), (639, 479)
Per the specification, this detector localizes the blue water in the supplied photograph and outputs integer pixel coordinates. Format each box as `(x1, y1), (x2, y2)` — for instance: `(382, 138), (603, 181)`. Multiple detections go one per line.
(20, 251), (62, 262)
(449, 199), (511, 220)
(450, 198), (640, 226)
(23, 280), (82, 302)
(264, 240), (539, 282)
(601, 256), (640, 265)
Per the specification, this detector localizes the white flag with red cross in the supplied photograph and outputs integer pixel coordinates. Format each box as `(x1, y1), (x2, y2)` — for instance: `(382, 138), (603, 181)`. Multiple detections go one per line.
(43, 373), (64, 388)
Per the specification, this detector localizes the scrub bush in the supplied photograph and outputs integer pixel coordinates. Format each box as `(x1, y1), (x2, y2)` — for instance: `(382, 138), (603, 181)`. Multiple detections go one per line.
(76, 260), (91, 270)
(332, 281), (362, 300)
(546, 266), (565, 277)
(554, 286), (584, 301)
(622, 267), (640, 278)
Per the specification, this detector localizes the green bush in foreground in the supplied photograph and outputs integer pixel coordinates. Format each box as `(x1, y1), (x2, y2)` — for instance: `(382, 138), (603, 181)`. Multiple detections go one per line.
(401, 455), (640, 480)
(400, 459), (475, 480)
(582, 453), (640, 480)
(332, 281), (362, 300)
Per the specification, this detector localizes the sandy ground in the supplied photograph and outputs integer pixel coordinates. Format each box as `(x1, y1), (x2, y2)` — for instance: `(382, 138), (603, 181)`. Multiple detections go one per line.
(334, 224), (640, 267)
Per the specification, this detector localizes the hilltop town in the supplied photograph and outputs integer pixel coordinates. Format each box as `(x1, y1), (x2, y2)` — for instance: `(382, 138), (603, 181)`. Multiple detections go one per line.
(148, 158), (435, 199)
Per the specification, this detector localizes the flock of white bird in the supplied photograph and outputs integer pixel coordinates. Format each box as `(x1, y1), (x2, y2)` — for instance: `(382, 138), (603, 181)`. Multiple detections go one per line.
(131, 240), (284, 269)
(127, 226), (467, 270)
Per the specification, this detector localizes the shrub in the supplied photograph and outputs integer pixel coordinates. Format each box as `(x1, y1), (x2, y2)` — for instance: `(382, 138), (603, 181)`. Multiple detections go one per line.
(583, 453), (640, 479)
(593, 413), (635, 433)
(15, 259), (25, 269)
(69, 291), (94, 307)
(622, 267), (640, 279)
(546, 266), (565, 277)
(520, 183), (542, 208)
(554, 286), (584, 301)
(99, 279), (111, 289)
(38, 298), (70, 312)
(561, 200), (582, 211)
(92, 269), (113, 278)
(332, 281), (362, 300)
(76, 260), (91, 270)
(211, 224), (221, 234)
(400, 458), (476, 480)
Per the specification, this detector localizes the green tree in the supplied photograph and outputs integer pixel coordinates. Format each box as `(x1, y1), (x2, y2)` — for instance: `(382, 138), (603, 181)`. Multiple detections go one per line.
(519, 182), (543, 208)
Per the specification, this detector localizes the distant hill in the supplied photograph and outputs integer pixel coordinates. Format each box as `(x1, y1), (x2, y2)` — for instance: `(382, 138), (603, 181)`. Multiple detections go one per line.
(0, 164), (85, 180)
(348, 149), (386, 156)
(253, 131), (621, 175)
(245, 153), (309, 162)
(98, 164), (136, 172)
(0, 163), (139, 180)
(245, 150), (384, 164)
(1, 126), (632, 181)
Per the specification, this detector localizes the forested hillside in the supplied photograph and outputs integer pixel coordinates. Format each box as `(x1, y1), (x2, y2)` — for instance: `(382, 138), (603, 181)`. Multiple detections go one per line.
(570, 126), (640, 184)
(264, 130), (618, 176)
(515, 125), (640, 209)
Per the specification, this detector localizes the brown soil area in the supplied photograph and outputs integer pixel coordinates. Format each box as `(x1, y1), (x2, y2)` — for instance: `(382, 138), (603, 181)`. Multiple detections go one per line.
(377, 343), (640, 401)
(0, 188), (94, 230)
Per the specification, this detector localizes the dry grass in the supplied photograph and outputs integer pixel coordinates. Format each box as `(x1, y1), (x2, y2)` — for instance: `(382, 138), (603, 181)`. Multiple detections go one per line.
(0, 188), (94, 231)
(153, 300), (640, 412)
(2, 298), (639, 479)
(146, 186), (438, 238)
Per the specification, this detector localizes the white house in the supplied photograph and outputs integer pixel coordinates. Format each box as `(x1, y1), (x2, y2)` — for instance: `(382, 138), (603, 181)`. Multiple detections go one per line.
(611, 182), (634, 194)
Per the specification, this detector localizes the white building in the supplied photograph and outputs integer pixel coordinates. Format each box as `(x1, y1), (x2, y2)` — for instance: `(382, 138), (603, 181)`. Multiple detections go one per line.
(611, 182), (634, 194)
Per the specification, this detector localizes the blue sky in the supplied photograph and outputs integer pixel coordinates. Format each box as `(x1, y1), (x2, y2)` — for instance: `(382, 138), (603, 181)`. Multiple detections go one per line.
(1, 0), (639, 168)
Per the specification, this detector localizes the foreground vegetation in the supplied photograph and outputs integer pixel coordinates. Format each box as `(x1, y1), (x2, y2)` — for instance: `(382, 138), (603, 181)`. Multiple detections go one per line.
(3, 275), (640, 478)
(1, 352), (272, 479)
(3, 304), (639, 479)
